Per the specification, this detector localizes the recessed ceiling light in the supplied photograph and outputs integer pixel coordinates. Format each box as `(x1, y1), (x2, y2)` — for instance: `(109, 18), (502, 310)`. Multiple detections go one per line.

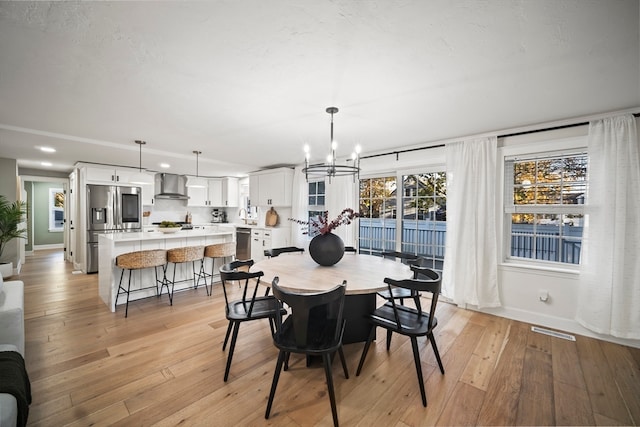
(41, 161), (52, 167)
(160, 163), (170, 168)
(40, 146), (56, 153)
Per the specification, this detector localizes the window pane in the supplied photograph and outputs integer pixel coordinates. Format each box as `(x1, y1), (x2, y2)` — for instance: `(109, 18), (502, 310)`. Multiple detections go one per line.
(317, 181), (325, 193)
(507, 153), (586, 265)
(399, 172), (446, 272)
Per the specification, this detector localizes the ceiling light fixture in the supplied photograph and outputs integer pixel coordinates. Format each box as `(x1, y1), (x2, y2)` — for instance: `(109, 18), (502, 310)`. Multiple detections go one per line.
(159, 163), (171, 169)
(186, 150), (207, 188)
(39, 146), (56, 153)
(40, 161), (52, 167)
(303, 107), (361, 183)
(130, 140), (154, 185)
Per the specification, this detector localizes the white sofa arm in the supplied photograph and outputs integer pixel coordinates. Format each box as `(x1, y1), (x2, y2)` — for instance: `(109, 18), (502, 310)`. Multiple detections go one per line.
(0, 281), (25, 357)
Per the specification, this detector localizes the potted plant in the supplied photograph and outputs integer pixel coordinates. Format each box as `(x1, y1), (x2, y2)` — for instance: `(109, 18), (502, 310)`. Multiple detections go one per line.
(289, 208), (359, 266)
(0, 194), (27, 278)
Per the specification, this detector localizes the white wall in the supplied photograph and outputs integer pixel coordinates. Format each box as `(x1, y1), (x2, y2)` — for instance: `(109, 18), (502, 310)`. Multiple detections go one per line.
(359, 116), (640, 349)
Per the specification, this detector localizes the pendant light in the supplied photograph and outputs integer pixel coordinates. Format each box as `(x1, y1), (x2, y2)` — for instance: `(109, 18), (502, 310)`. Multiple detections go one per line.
(130, 140), (154, 185)
(302, 107), (361, 182)
(186, 150), (207, 188)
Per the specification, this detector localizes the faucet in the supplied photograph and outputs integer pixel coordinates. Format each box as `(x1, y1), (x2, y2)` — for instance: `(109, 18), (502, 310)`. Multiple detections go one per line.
(238, 208), (247, 224)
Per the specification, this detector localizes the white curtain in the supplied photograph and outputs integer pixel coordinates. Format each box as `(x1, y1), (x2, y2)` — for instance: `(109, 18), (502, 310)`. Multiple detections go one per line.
(290, 166), (309, 249)
(326, 175), (358, 247)
(442, 136), (500, 309)
(577, 114), (640, 339)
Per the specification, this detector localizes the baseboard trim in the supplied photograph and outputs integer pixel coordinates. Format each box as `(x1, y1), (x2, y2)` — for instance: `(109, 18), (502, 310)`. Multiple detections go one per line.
(33, 244), (64, 250)
(474, 306), (640, 349)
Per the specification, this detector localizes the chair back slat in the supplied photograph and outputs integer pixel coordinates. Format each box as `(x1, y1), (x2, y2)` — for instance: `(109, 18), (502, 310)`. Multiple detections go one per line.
(383, 269), (441, 328)
(219, 260), (264, 311)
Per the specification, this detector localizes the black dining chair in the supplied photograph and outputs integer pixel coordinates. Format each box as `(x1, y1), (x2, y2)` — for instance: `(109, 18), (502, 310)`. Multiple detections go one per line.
(219, 260), (286, 382)
(356, 268), (444, 407)
(265, 277), (348, 427)
(377, 251), (421, 306)
(264, 246), (305, 258)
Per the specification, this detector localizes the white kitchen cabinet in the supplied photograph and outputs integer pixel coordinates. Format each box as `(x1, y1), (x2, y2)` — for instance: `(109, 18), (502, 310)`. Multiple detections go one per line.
(142, 185), (155, 206)
(222, 177), (239, 207)
(85, 166), (139, 184)
(187, 178), (225, 207)
(250, 228), (271, 262)
(249, 226), (291, 262)
(207, 178), (223, 207)
(249, 168), (293, 207)
(187, 185), (208, 207)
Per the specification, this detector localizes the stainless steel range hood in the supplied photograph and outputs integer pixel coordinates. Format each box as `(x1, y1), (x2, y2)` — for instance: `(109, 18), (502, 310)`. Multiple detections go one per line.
(154, 173), (189, 200)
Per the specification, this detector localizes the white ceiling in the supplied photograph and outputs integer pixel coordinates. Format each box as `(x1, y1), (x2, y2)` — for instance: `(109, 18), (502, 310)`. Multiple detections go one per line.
(0, 1), (638, 177)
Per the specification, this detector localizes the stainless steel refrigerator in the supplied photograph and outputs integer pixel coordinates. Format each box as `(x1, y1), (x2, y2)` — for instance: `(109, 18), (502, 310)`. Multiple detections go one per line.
(86, 184), (142, 273)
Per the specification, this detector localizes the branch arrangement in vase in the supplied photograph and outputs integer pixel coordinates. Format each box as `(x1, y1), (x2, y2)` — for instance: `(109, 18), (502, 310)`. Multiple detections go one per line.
(289, 208), (359, 235)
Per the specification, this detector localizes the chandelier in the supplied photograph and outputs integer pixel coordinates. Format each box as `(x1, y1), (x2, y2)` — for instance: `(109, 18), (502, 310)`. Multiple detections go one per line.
(303, 107), (361, 182)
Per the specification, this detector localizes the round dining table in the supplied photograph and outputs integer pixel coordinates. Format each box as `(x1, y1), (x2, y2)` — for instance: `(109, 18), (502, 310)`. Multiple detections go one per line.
(255, 252), (412, 343)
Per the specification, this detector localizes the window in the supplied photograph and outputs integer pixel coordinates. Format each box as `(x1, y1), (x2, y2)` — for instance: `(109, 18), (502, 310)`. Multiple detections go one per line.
(505, 153), (587, 265)
(49, 188), (64, 232)
(308, 180), (325, 207)
(358, 176), (397, 254)
(307, 180), (326, 238)
(401, 173), (447, 271)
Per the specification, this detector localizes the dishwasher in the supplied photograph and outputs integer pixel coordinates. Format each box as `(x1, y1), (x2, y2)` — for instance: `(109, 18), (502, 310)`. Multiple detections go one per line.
(236, 227), (251, 260)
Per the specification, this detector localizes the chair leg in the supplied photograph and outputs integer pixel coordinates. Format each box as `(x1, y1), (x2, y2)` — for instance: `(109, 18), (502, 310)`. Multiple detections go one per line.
(410, 336), (427, 407)
(115, 268), (125, 308)
(428, 332), (445, 374)
(386, 329), (393, 350)
(265, 350), (286, 420)
(337, 346), (349, 379)
(124, 270), (133, 318)
(224, 321), (240, 382)
(323, 353), (340, 427)
(222, 321), (233, 350)
(284, 352), (291, 371)
(356, 326), (377, 376)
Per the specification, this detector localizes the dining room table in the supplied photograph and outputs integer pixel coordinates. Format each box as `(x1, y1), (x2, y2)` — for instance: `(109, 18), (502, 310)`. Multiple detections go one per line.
(255, 252), (412, 344)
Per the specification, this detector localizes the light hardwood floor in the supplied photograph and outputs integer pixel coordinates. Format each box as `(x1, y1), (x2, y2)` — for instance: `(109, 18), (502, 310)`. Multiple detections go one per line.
(19, 249), (640, 426)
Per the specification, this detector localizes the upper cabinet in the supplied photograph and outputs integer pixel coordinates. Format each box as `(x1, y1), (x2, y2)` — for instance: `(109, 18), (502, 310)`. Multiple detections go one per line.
(207, 179), (223, 207)
(249, 168), (294, 207)
(85, 166), (139, 184)
(187, 177), (238, 207)
(187, 183), (209, 207)
(222, 177), (239, 207)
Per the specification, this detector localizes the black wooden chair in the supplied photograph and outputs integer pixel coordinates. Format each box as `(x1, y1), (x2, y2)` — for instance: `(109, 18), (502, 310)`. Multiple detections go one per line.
(219, 260), (286, 382)
(377, 251), (421, 306)
(265, 277), (348, 427)
(356, 269), (444, 407)
(264, 246), (305, 258)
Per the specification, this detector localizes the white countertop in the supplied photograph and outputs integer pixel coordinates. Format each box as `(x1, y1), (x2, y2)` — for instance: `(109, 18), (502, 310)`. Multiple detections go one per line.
(99, 229), (234, 242)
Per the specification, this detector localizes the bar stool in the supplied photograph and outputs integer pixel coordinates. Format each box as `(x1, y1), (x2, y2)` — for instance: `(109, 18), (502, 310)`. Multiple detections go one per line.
(162, 245), (206, 304)
(203, 242), (236, 296)
(115, 249), (167, 318)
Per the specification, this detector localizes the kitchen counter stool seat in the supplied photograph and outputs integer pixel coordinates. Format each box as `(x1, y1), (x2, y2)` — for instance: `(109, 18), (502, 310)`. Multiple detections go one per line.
(163, 245), (206, 304)
(203, 242), (236, 295)
(115, 249), (167, 317)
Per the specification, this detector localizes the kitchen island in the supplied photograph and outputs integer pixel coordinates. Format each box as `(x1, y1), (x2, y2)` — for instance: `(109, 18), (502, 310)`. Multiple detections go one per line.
(98, 228), (235, 312)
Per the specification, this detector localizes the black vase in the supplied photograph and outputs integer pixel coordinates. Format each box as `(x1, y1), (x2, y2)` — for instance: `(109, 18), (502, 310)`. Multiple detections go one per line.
(308, 233), (345, 266)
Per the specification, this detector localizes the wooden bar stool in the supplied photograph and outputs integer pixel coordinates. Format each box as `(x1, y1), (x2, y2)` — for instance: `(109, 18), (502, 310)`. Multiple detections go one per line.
(203, 242), (236, 296)
(115, 249), (167, 318)
(162, 245), (207, 305)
